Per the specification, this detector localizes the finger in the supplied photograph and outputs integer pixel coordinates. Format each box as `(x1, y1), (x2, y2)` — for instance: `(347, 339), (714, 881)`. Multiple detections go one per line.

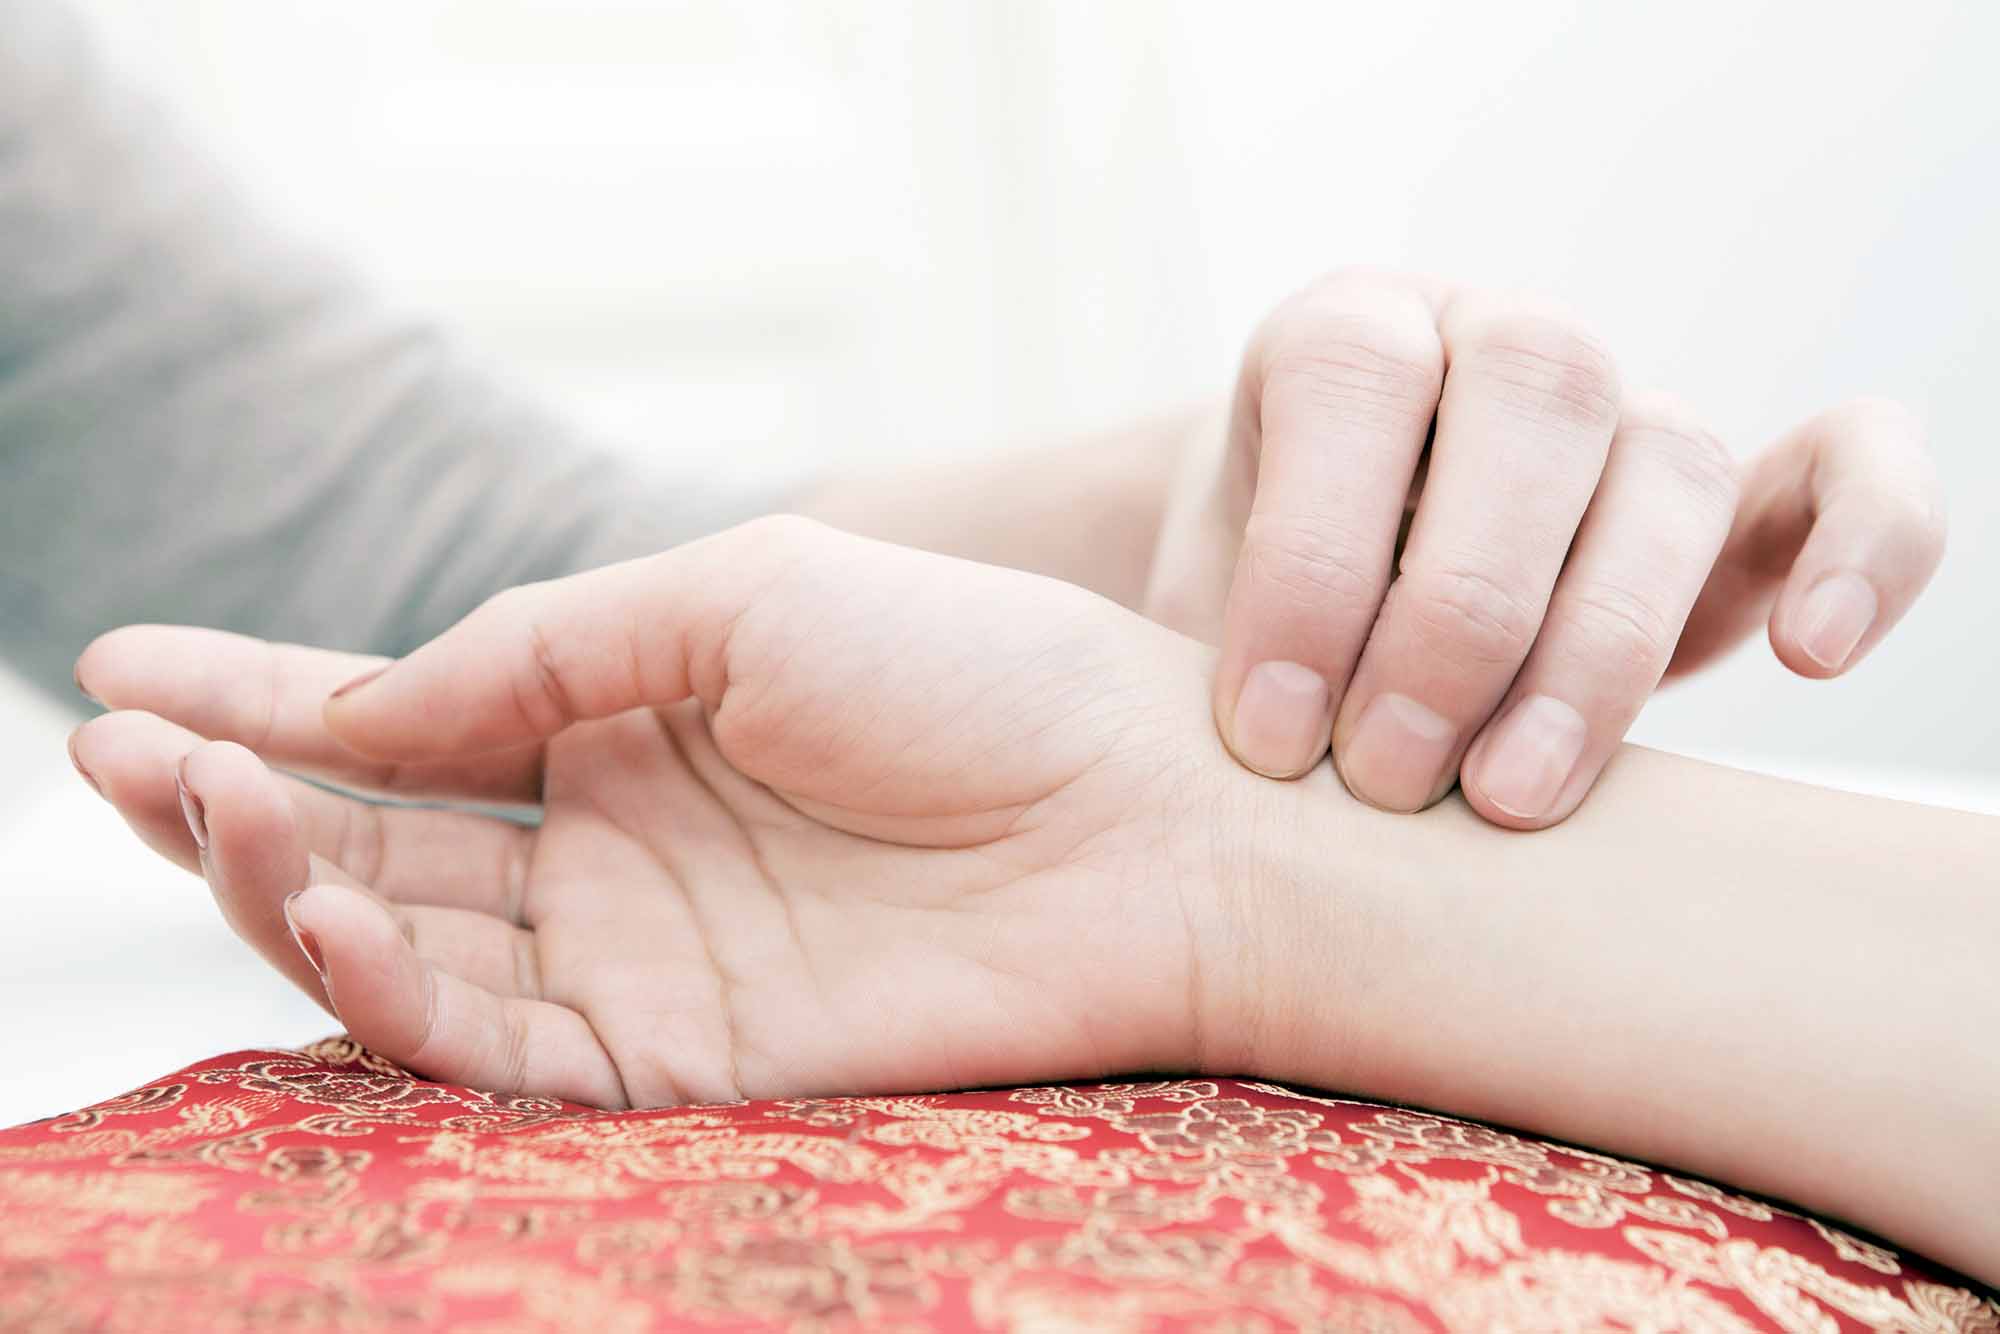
(1211, 272), (1446, 779)
(178, 740), (336, 1005)
(75, 711), (533, 919)
(75, 626), (545, 804)
(184, 741), (542, 1000)
(323, 514), (831, 760)
(1460, 393), (1738, 828)
(67, 711), (205, 873)
(284, 881), (627, 1107)
(1332, 297), (1621, 811)
(308, 851), (542, 1002)
(1670, 397), (1946, 679)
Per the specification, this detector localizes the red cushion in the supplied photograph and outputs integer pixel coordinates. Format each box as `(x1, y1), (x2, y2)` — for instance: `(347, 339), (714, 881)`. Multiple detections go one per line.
(1, 1038), (1992, 1331)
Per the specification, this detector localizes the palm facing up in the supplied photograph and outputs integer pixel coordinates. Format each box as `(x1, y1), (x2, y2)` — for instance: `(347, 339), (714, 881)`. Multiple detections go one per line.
(74, 519), (1248, 1107)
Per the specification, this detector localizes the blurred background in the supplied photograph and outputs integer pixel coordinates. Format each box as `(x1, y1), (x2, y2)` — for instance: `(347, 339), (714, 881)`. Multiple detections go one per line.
(3, 0), (1996, 1123)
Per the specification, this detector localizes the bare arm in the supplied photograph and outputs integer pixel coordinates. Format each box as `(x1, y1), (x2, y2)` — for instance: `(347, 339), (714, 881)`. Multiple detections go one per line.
(0, 0), (1185, 701)
(72, 518), (1999, 1282)
(0, 1), (778, 701)
(797, 407), (1196, 609)
(1234, 744), (2000, 1283)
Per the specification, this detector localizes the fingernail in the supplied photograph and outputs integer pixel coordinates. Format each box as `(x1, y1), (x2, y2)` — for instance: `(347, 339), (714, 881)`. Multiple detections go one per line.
(1473, 694), (1588, 821)
(1229, 661), (1332, 778)
(67, 731), (103, 798)
(175, 762), (208, 851)
(283, 891), (332, 1002)
(73, 663), (101, 707)
(1340, 692), (1457, 811)
(329, 664), (390, 701)
(1797, 573), (1878, 672)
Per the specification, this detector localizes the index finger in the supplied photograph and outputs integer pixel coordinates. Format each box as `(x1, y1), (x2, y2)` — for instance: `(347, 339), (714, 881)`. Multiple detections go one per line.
(1213, 275), (1445, 779)
(76, 626), (545, 804)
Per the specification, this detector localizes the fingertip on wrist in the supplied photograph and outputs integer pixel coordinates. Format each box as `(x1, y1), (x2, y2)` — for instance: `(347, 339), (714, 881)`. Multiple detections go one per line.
(1223, 660), (1332, 780)
(1331, 692), (1457, 813)
(1460, 694), (1589, 827)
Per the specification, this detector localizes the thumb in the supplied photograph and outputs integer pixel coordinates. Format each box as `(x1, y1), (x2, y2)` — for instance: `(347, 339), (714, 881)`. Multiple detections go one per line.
(323, 515), (827, 759)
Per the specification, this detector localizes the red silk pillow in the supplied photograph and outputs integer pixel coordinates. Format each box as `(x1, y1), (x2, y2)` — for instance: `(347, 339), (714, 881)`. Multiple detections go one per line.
(1, 1039), (1993, 1331)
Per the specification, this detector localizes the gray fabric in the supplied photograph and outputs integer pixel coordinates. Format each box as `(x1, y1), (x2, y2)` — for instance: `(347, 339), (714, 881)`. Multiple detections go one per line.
(0, 1), (780, 705)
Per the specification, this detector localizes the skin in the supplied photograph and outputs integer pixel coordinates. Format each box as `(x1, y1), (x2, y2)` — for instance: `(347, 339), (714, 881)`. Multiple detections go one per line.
(70, 518), (1999, 1283)
(810, 270), (1947, 829)
(73, 520), (1239, 1108)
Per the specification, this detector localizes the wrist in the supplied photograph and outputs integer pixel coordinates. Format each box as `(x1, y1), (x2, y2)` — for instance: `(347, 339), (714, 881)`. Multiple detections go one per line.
(1183, 756), (1429, 1088)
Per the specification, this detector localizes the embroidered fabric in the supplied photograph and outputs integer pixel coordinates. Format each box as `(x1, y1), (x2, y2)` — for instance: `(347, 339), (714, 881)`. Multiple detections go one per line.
(1, 1038), (1993, 1331)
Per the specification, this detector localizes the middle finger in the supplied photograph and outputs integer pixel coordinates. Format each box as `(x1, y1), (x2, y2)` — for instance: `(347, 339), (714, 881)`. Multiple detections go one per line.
(1332, 297), (1621, 811)
(179, 739), (541, 1004)
(75, 626), (545, 805)
(73, 709), (533, 920)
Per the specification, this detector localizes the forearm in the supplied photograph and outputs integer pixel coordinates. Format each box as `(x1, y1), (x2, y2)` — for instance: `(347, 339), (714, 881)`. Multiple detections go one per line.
(797, 407), (1197, 609)
(1238, 746), (2000, 1282)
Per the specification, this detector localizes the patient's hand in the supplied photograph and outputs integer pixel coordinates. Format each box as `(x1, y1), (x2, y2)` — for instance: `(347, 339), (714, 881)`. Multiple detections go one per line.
(68, 520), (2000, 1283)
(71, 518), (1268, 1108)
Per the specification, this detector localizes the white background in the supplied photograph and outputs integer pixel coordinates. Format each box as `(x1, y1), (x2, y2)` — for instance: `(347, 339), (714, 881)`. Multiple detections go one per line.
(3, 0), (1996, 1125)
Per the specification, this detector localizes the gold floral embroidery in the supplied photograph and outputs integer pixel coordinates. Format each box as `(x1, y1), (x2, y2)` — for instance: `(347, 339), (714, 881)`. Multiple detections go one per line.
(0, 1049), (1991, 1333)
(1812, 1216), (1905, 1276)
(45, 1082), (185, 1133)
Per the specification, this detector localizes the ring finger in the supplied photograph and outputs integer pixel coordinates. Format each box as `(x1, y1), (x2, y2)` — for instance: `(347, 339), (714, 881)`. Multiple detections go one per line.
(1332, 296), (1622, 810)
(1460, 392), (1739, 828)
(179, 739), (542, 1005)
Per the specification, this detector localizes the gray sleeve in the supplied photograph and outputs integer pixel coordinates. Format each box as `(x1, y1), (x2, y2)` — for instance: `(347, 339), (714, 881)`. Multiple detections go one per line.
(0, 1), (784, 705)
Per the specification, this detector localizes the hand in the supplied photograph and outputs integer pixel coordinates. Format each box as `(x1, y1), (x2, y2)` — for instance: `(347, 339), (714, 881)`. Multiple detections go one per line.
(1144, 268), (1946, 827)
(63, 524), (2000, 1282)
(70, 518), (1265, 1108)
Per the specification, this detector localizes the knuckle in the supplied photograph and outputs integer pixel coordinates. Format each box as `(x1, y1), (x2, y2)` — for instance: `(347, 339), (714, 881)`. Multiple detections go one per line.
(1262, 314), (1444, 426)
(1463, 314), (1621, 432)
(1554, 582), (1677, 676)
(1241, 512), (1385, 616)
(496, 1005), (533, 1094)
(1619, 393), (1740, 518)
(1396, 564), (1542, 667)
(504, 611), (577, 738)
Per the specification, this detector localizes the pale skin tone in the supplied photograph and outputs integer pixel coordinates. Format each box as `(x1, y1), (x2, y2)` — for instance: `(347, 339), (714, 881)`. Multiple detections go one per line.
(71, 518), (1999, 1284)
(812, 269), (1948, 827)
(56, 271), (1974, 1280)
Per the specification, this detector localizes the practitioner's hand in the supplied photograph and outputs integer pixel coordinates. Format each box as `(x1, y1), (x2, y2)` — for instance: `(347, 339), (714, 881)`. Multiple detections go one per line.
(1145, 268), (1946, 827)
(70, 518), (1270, 1109)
